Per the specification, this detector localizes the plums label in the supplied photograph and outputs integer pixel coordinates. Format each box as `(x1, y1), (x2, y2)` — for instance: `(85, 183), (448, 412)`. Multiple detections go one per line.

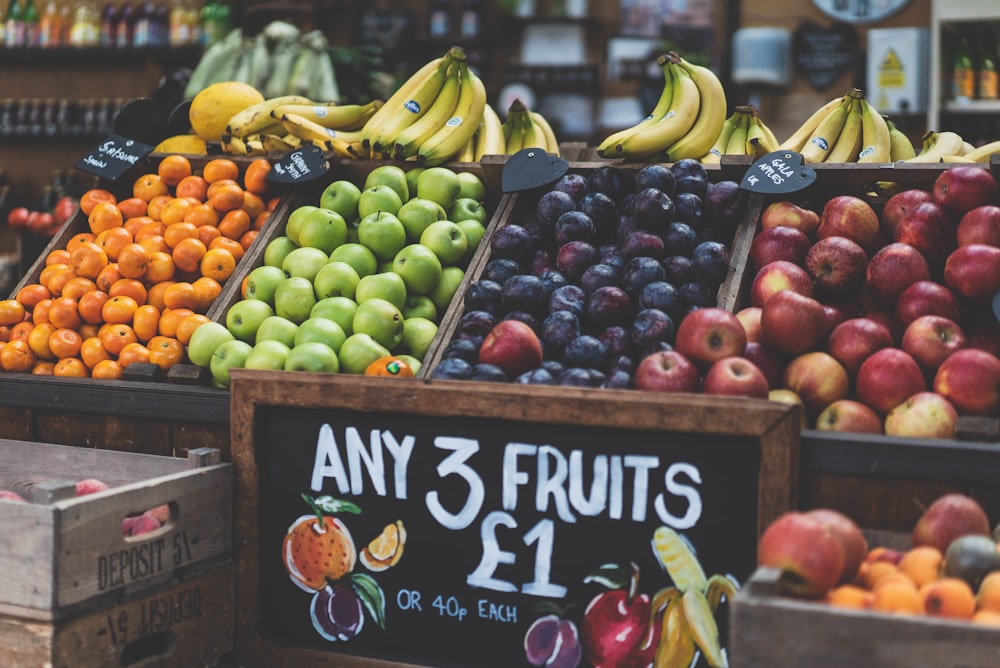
(502, 148), (569, 193)
(267, 144), (330, 184)
(75, 135), (155, 181)
(741, 151), (817, 194)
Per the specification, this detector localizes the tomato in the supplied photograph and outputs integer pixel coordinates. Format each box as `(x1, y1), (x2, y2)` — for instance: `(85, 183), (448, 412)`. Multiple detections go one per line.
(53, 196), (78, 225)
(7, 206), (30, 229)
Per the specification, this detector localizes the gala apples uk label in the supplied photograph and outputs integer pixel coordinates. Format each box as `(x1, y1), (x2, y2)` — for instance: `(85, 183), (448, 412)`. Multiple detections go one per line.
(268, 144), (330, 184)
(502, 148), (569, 193)
(741, 150), (817, 195)
(256, 405), (759, 668)
(75, 135), (155, 181)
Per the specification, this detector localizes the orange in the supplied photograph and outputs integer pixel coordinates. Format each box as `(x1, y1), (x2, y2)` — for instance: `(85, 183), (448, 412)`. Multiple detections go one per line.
(95, 263), (123, 294)
(91, 358), (123, 379)
(921, 578), (976, 619)
(218, 208), (250, 239)
(31, 298), (52, 324)
(977, 571), (1000, 613)
(191, 276), (222, 311)
(209, 182), (245, 213)
(872, 578), (922, 615)
(132, 173), (169, 201)
(78, 290), (110, 325)
(53, 357), (88, 377)
(27, 323), (57, 359)
(130, 217), (165, 242)
(8, 321), (33, 343)
(157, 154), (192, 186)
(0, 339), (35, 372)
(100, 323), (137, 356)
(132, 304), (161, 342)
(16, 283), (51, 310)
(61, 277), (98, 301)
(242, 157), (271, 194)
(241, 191), (267, 219)
(116, 197), (148, 221)
(109, 278), (147, 305)
(171, 237), (207, 274)
(157, 307), (194, 338)
(47, 297), (81, 330)
(253, 210), (270, 231)
(70, 241), (109, 280)
(101, 295), (139, 325)
(78, 322), (100, 339)
(240, 229), (259, 251)
(160, 196), (198, 226)
(96, 226), (134, 261)
(88, 201), (124, 235)
(202, 158), (239, 184)
(210, 236), (245, 262)
(118, 342), (150, 367)
(972, 610), (1000, 627)
(175, 174), (209, 201)
(0, 299), (26, 327)
(200, 248), (236, 282)
(46, 248), (71, 266)
(117, 243), (149, 280)
(79, 188), (117, 216)
(162, 281), (199, 311)
(146, 280), (176, 311)
(48, 327), (83, 359)
(175, 313), (210, 345)
(31, 361), (55, 375)
(184, 202), (219, 228)
(65, 231), (97, 254)
(266, 196), (281, 211)
(825, 584), (874, 610)
(138, 234), (169, 255)
(44, 264), (77, 297)
(164, 221), (199, 248)
(145, 251), (176, 284)
(146, 194), (173, 221)
(898, 546), (943, 589)
(80, 336), (111, 369)
(861, 561), (901, 590)
(147, 335), (184, 370)
(197, 224), (223, 247)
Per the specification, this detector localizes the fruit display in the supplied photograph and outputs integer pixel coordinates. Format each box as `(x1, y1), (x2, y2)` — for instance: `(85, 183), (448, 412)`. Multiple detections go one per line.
(700, 105), (780, 164)
(744, 164), (1000, 438)
(0, 155), (278, 379)
(428, 161), (749, 387)
(186, 164), (491, 386)
(500, 98), (561, 157)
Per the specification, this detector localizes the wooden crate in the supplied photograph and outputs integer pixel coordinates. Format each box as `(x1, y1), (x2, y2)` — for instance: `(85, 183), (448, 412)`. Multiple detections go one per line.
(729, 566), (1000, 668)
(0, 560), (233, 668)
(0, 442), (232, 619)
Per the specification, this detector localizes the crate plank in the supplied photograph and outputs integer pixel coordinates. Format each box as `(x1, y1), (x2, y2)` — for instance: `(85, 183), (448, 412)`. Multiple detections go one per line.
(0, 406), (32, 441)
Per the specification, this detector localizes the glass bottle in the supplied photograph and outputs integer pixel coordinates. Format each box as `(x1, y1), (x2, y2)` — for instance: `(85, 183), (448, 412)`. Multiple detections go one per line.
(5, 0), (25, 48)
(37, 0), (60, 46)
(132, 0), (153, 46)
(57, 0), (70, 44)
(115, 0), (133, 47)
(978, 34), (998, 101)
(99, 0), (115, 46)
(197, 0), (214, 46)
(21, 0), (37, 46)
(951, 34), (975, 101)
(151, 0), (166, 45)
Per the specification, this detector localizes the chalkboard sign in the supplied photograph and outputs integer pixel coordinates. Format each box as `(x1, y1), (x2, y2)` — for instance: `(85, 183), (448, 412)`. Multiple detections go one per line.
(502, 148), (569, 193)
(740, 151), (817, 194)
(267, 144), (330, 184)
(75, 134), (155, 180)
(792, 21), (859, 91)
(231, 374), (799, 668)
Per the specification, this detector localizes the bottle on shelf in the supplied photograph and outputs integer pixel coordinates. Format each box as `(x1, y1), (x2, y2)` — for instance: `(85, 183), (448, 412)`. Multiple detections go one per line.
(977, 31), (998, 101)
(37, 0), (61, 47)
(152, 0), (167, 46)
(21, 0), (37, 46)
(56, 0), (71, 44)
(428, 0), (451, 38)
(460, 0), (482, 39)
(115, 1), (134, 47)
(99, 0), (116, 46)
(951, 33), (976, 102)
(4, 0), (25, 48)
(133, 0), (155, 47)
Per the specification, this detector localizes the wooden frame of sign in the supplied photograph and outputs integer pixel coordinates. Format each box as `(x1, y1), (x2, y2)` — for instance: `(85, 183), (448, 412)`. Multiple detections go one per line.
(230, 372), (800, 668)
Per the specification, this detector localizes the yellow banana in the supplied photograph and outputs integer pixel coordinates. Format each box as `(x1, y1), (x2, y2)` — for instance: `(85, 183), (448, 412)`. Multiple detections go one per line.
(682, 589), (726, 668)
(942, 154), (976, 162)
(361, 52), (453, 151)
(905, 130), (965, 162)
(259, 133), (297, 153)
(279, 112), (366, 158)
(453, 134), (476, 162)
(724, 110), (750, 156)
(596, 57), (675, 157)
(777, 95), (846, 152)
(271, 100), (382, 131)
(664, 54), (727, 162)
(617, 58), (700, 159)
(225, 94), (314, 139)
(961, 141), (976, 155)
(886, 117), (916, 160)
(799, 92), (854, 163)
(857, 98), (892, 163)
(701, 110), (739, 164)
(757, 116), (780, 152)
(825, 94), (863, 163)
(244, 138), (267, 156)
(504, 108), (527, 154)
(520, 111), (548, 151)
(655, 594), (696, 668)
(474, 103), (505, 160)
(282, 133), (303, 149)
(418, 64), (487, 166)
(963, 139), (1000, 162)
(745, 110), (777, 159)
(530, 111), (560, 155)
(220, 134), (248, 156)
(391, 61), (463, 159)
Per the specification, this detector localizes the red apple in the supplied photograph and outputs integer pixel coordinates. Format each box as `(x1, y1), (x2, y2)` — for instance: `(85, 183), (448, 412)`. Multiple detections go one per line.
(744, 340), (785, 388)
(749, 260), (814, 307)
(759, 290), (828, 357)
(581, 563), (659, 668)
(826, 317), (894, 377)
(912, 493), (991, 553)
(855, 348), (926, 415)
(781, 351), (849, 419)
(768, 388), (809, 428)
(804, 235), (868, 298)
(817, 195), (881, 251)
(900, 315), (967, 375)
(966, 315), (1000, 358)
(932, 165), (1000, 218)
(893, 201), (957, 267)
(760, 200), (821, 238)
(815, 399), (884, 434)
(0, 490), (26, 502)
(804, 508), (869, 585)
(750, 225), (812, 269)
(882, 188), (935, 234)
(479, 320), (543, 377)
(702, 356), (770, 398)
(75, 478), (110, 496)
(735, 306), (762, 342)
(757, 511), (847, 598)
(865, 242), (931, 307)
(53, 195), (78, 226)
(884, 391), (959, 440)
(933, 348), (1000, 416)
(673, 307), (747, 369)
(633, 350), (701, 393)
(6, 206), (30, 230)
(956, 205), (1000, 247)
(942, 243), (1000, 302)
(864, 309), (902, 345)
(894, 280), (962, 330)
(122, 513), (162, 537)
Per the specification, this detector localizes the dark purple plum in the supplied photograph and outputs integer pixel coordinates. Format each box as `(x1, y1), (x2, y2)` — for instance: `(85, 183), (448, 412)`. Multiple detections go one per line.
(663, 222), (699, 257)
(537, 269), (569, 296)
(458, 310), (499, 339)
(542, 359), (566, 377)
(617, 214), (639, 244)
(503, 309), (541, 332)
(490, 224), (534, 263)
(662, 255), (696, 285)
(639, 281), (683, 321)
(482, 258), (522, 284)
(464, 279), (503, 315)
(515, 367), (556, 385)
(442, 338), (479, 364)
(554, 240), (598, 281)
(629, 187), (675, 231)
(598, 326), (633, 358)
(671, 158), (709, 198)
(431, 357), (473, 379)
(553, 210), (597, 246)
(630, 308), (676, 352)
(562, 334), (609, 371)
(552, 173), (590, 202)
(610, 353), (635, 374)
(622, 256), (667, 299)
(548, 284), (586, 319)
(602, 369), (633, 389)
(586, 285), (634, 329)
(680, 281), (716, 309)
(558, 367), (606, 387)
(579, 263), (620, 295)
(579, 192), (619, 242)
(541, 310), (581, 353)
(599, 244), (626, 273)
(587, 165), (625, 200)
(501, 274), (547, 315)
(528, 248), (556, 275)
(635, 164), (676, 196)
(469, 363), (509, 382)
(692, 240), (730, 287)
(674, 192), (704, 229)
(704, 180), (748, 230)
(621, 230), (666, 261)
(535, 190), (576, 229)
(310, 585), (364, 642)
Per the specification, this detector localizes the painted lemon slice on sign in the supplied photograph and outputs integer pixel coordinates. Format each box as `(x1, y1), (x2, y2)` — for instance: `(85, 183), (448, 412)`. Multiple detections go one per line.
(360, 520), (406, 572)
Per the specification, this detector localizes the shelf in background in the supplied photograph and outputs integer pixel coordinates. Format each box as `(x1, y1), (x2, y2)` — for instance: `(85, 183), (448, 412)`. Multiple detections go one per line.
(0, 45), (202, 69)
(943, 99), (1000, 114)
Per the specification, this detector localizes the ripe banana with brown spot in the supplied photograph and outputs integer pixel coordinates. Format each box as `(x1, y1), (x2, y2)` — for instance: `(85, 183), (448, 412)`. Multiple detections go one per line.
(361, 52), (453, 152)
(391, 60), (463, 159)
(596, 57), (674, 157)
(856, 99), (891, 163)
(271, 100), (383, 132)
(663, 54), (727, 161)
(225, 95), (314, 139)
(279, 112), (365, 157)
(655, 594), (696, 668)
(778, 95), (846, 152)
(617, 56), (700, 159)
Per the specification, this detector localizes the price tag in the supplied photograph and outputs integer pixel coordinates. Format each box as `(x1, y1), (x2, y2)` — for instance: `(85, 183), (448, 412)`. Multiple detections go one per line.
(502, 148), (568, 193)
(75, 135), (155, 181)
(267, 144), (330, 184)
(740, 151), (817, 194)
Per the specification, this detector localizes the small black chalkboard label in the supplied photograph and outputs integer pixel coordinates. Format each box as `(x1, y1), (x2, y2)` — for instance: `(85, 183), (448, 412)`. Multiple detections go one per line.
(792, 21), (859, 91)
(267, 144), (330, 184)
(75, 135), (155, 181)
(502, 148), (569, 193)
(740, 151), (817, 194)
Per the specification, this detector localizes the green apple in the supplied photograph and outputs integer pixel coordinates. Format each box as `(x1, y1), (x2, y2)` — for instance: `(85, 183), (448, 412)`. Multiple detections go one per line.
(400, 316), (438, 361)
(357, 185), (403, 220)
(285, 342), (340, 374)
(364, 165), (409, 203)
(294, 316), (347, 353)
(187, 321), (235, 368)
(405, 167), (425, 200)
(397, 197), (447, 242)
(345, 217), (361, 244)
(355, 271), (407, 309)
(456, 219), (487, 263)
(281, 246), (329, 282)
(449, 197), (487, 225)
(319, 180), (362, 222)
(396, 353), (422, 376)
(254, 315), (300, 348)
(338, 333), (391, 374)
(419, 220), (468, 266)
(311, 297), (357, 335)
(329, 243), (378, 278)
(402, 294), (437, 321)
(313, 261), (360, 300)
(429, 265), (465, 311)
(416, 166), (461, 210)
(357, 211), (407, 262)
(391, 243), (442, 295)
(285, 205), (318, 246)
(297, 207), (347, 255)
(456, 171), (486, 202)
(225, 298), (274, 343)
(209, 339), (253, 387)
(243, 265), (287, 305)
(244, 339), (291, 370)
(352, 297), (404, 349)
(263, 236), (299, 269)
(378, 259), (395, 273)
(273, 276), (317, 324)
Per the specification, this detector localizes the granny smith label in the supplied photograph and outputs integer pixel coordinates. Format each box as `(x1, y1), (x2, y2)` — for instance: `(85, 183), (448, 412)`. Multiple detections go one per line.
(502, 148), (569, 193)
(268, 144), (330, 184)
(75, 135), (154, 181)
(740, 150), (817, 194)
(256, 405), (759, 667)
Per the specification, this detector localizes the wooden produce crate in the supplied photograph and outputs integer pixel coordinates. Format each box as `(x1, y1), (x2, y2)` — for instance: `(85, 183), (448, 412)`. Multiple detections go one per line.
(0, 442), (232, 619)
(729, 566), (1000, 668)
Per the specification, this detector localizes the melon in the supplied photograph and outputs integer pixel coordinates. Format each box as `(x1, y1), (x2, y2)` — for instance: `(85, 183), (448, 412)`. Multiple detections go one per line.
(189, 81), (265, 142)
(153, 134), (208, 154)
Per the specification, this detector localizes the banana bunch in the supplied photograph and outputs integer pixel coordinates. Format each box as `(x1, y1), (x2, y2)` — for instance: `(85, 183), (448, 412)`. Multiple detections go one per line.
(500, 99), (560, 156)
(596, 51), (726, 162)
(358, 46), (487, 165)
(221, 96), (383, 157)
(700, 105), (779, 163)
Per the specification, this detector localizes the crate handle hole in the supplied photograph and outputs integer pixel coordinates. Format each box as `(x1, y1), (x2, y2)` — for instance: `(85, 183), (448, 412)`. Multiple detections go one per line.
(120, 629), (176, 666)
(121, 501), (177, 541)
